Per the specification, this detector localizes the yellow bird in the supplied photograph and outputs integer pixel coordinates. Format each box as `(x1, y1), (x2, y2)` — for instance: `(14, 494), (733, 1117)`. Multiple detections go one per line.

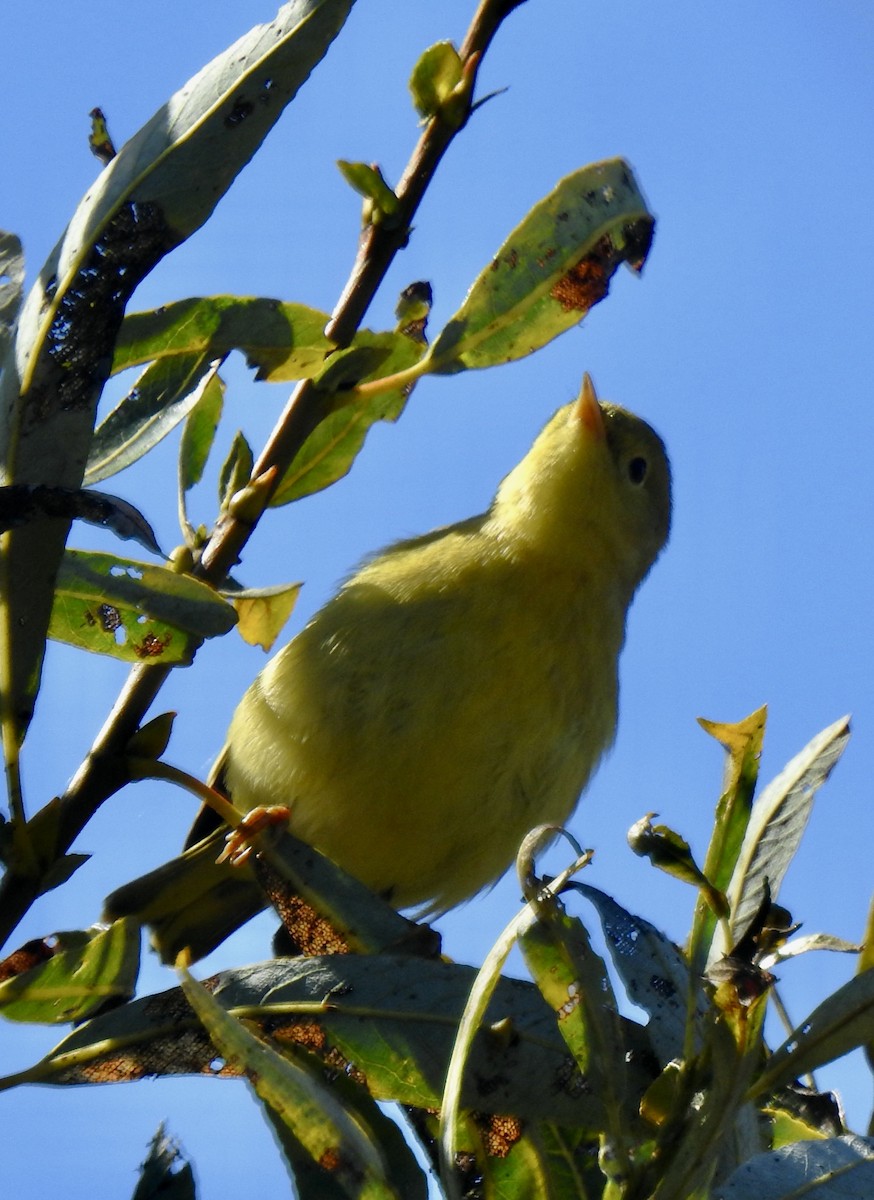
(107, 375), (671, 955)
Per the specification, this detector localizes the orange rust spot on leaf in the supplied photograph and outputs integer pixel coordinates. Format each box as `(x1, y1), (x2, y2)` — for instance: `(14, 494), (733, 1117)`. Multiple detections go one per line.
(474, 1111), (524, 1158)
(134, 631), (172, 658)
(268, 1017), (328, 1053)
(318, 1147), (343, 1172)
(0, 936), (56, 981)
(549, 235), (614, 313)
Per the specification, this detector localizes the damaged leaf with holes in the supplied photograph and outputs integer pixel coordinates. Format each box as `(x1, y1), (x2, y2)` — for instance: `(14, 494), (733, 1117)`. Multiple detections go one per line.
(16, 955), (656, 1134)
(425, 158), (654, 374)
(49, 550), (237, 663)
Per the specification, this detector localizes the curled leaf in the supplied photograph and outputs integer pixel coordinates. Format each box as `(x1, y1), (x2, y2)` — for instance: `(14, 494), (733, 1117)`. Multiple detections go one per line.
(0, 484), (161, 555)
(337, 160), (400, 222)
(409, 42), (464, 121)
(628, 812), (728, 918)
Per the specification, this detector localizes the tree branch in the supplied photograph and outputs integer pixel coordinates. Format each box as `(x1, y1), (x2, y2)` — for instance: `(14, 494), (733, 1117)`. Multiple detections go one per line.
(0, 0), (527, 951)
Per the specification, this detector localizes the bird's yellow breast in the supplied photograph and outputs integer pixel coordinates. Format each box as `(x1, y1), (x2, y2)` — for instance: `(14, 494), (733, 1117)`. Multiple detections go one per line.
(225, 531), (625, 912)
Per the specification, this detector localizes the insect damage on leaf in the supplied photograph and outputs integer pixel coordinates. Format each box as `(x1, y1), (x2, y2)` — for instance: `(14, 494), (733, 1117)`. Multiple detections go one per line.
(549, 218), (653, 314)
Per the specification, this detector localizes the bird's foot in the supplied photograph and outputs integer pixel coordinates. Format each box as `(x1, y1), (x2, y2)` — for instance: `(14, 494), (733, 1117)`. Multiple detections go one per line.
(217, 805), (292, 867)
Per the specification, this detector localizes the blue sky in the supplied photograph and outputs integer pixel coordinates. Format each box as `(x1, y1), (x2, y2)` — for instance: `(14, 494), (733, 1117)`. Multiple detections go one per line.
(2, 2), (873, 1195)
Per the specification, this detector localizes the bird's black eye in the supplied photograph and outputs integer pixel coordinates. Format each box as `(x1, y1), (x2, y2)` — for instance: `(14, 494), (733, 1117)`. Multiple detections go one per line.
(627, 456), (648, 485)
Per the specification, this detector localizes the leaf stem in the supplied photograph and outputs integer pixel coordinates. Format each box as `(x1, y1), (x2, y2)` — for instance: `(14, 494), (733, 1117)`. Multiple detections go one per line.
(349, 356), (432, 402)
(126, 758), (243, 830)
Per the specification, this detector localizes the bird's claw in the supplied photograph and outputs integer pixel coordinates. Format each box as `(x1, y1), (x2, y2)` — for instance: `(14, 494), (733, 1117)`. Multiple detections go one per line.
(217, 805), (291, 867)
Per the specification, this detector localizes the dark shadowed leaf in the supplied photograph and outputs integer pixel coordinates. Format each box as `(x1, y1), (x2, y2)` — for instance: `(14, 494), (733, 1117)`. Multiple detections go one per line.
(132, 1124), (196, 1200)
(17, 955), (654, 1133)
(575, 883), (708, 1065)
(0, 484), (161, 554)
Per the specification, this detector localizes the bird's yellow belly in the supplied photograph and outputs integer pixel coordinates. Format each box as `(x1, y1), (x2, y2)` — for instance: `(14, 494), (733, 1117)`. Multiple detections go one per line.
(225, 582), (620, 912)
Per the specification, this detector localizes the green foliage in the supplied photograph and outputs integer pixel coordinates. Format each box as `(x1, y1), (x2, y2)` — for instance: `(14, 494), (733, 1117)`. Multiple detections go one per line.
(0, 2), (870, 1198)
(2, 714), (871, 1197)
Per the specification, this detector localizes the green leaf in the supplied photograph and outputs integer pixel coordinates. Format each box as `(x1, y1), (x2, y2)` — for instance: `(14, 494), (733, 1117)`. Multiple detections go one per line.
(752, 968), (874, 1098)
(337, 161), (400, 220)
(765, 1107), (829, 1148)
(408, 42), (463, 121)
(519, 901), (630, 1156)
(179, 370), (225, 493)
(218, 431), (254, 512)
(271, 330), (426, 505)
(426, 158), (654, 373)
(0, 919), (139, 1024)
(224, 581), (302, 651)
(114, 296), (334, 382)
(179, 963), (399, 1200)
(0, 0), (356, 745)
(716, 1134), (874, 1198)
(84, 355), (221, 485)
(0, 484), (161, 555)
(49, 549), (237, 663)
(692, 708), (766, 974)
(723, 716), (851, 950)
(260, 1082), (427, 1200)
(439, 903), (530, 1184)
(132, 1124), (196, 1200)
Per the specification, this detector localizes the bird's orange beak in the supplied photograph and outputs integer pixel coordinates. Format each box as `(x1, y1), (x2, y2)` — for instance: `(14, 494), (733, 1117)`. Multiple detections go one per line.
(575, 372), (606, 441)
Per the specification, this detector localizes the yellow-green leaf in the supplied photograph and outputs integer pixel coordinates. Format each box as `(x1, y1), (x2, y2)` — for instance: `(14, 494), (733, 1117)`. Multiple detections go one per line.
(49, 549), (237, 663)
(0, 919), (139, 1024)
(114, 296), (334, 382)
(227, 582), (302, 651)
(426, 158), (654, 373)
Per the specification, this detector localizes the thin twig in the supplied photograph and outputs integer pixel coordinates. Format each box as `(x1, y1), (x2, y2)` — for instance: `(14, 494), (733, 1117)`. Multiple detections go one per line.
(0, 0), (528, 952)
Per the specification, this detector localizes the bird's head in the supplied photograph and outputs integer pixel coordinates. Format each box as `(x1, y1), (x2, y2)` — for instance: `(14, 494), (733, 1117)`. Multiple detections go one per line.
(492, 374), (672, 595)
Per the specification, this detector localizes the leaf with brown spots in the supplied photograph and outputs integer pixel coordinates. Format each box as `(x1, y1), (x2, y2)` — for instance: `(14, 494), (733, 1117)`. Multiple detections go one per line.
(426, 158), (654, 373)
